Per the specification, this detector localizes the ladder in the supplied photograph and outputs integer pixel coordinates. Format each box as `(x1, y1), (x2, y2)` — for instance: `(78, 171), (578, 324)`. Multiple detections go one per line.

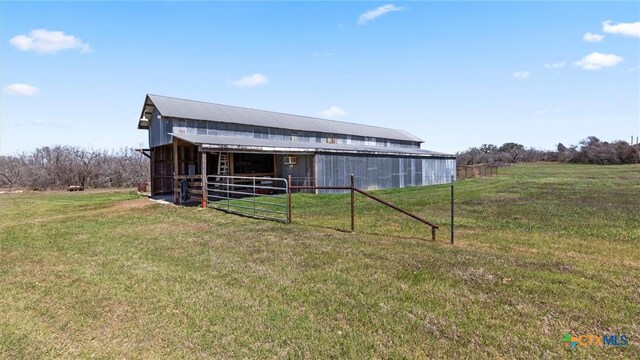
(217, 152), (229, 178)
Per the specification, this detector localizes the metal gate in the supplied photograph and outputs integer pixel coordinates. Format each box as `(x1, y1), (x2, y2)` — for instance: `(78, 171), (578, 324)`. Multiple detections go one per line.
(206, 175), (289, 222)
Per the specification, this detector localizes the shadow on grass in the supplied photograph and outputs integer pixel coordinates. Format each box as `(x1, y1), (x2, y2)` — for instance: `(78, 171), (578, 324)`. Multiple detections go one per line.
(208, 206), (289, 223)
(294, 221), (437, 243)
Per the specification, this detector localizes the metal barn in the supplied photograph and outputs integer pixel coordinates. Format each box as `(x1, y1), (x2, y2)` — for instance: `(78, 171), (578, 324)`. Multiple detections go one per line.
(137, 94), (455, 203)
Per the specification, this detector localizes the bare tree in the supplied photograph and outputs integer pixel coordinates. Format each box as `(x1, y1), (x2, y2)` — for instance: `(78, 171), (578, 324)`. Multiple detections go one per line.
(0, 155), (26, 188)
(0, 146), (149, 190)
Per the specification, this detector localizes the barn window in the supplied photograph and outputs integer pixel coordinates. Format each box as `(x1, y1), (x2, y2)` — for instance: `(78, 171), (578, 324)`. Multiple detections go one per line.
(365, 137), (376, 146)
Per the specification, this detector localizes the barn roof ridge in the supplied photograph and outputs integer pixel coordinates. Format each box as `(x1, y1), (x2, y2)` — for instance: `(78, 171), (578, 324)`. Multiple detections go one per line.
(144, 94), (423, 143)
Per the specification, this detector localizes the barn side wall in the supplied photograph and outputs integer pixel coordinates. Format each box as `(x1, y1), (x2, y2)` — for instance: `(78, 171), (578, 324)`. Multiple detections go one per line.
(274, 154), (315, 190)
(149, 108), (173, 148)
(315, 154), (456, 193)
(167, 117), (420, 149)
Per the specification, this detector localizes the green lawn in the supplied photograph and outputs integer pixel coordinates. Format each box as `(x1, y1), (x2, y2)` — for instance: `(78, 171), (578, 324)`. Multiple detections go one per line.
(1, 163), (638, 358)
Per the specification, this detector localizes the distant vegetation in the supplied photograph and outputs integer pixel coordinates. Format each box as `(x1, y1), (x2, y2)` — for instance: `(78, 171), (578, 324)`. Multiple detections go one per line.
(2, 136), (638, 190)
(457, 136), (640, 166)
(0, 146), (149, 189)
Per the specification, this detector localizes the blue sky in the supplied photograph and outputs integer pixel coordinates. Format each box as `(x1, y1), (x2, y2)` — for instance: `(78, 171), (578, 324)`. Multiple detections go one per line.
(1, 1), (638, 155)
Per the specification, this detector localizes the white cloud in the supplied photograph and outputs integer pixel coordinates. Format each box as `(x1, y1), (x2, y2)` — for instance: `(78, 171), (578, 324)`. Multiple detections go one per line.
(512, 71), (530, 80)
(583, 32), (604, 42)
(602, 20), (640, 38)
(574, 52), (623, 70)
(321, 106), (346, 118)
(3, 83), (40, 96)
(231, 73), (268, 88)
(357, 4), (404, 25)
(544, 62), (566, 69)
(9, 29), (91, 54)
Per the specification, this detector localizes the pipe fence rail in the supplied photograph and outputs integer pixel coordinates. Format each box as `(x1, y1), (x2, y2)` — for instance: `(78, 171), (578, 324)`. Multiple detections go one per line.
(205, 175), (289, 223)
(288, 174), (441, 241)
(200, 173), (446, 242)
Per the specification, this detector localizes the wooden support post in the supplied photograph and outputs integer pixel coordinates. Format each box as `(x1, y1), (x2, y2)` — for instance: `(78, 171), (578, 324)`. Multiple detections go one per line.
(150, 148), (155, 195)
(350, 174), (355, 232)
(273, 154), (277, 177)
(287, 175), (292, 223)
(173, 140), (179, 204)
(201, 151), (207, 208)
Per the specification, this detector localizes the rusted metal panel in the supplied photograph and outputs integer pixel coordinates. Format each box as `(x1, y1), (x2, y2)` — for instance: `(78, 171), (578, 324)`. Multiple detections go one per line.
(151, 144), (174, 195)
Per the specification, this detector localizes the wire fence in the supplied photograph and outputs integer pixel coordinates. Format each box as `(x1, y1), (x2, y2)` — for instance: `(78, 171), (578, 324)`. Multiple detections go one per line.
(285, 169), (640, 242)
(456, 165), (498, 180)
(289, 177), (317, 193)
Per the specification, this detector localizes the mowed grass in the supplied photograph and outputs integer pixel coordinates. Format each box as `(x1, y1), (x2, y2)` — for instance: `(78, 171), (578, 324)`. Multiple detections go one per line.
(1, 163), (638, 358)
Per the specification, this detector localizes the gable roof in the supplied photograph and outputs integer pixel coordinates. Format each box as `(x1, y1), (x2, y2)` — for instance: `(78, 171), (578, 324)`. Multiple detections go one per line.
(139, 94), (423, 143)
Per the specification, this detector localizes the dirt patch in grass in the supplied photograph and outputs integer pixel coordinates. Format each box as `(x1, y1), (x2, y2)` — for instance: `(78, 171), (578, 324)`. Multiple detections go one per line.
(452, 267), (497, 285)
(87, 198), (155, 217)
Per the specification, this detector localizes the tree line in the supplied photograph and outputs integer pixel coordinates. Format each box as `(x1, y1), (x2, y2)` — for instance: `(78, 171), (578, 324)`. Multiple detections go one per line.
(0, 146), (149, 190)
(2, 136), (637, 190)
(457, 137), (640, 166)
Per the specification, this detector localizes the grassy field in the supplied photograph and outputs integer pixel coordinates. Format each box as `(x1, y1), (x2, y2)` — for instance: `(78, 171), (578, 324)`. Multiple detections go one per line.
(1, 163), (638, 358)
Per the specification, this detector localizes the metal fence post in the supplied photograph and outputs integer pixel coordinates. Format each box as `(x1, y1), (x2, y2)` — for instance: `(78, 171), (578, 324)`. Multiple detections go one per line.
(287, 175), (292, 223)
(350, 174), (355, 232)
(201, 152), (207, 208)
(253, 177), (256, 216)
(451, 174), (454, 245)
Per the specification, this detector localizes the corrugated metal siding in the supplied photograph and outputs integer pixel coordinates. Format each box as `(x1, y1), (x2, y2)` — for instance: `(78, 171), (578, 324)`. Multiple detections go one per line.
(173, 133), (451, 158)
(169, 117), (420, 149)
(275, 154), (314, 186)
(315, 154), (455, 193)
(149, 108), (173, 148)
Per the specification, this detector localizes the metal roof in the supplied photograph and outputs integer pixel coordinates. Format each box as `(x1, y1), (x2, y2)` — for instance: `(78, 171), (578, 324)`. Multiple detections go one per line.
(144, 94), (424, 143)
(171, 133), (454, 158)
